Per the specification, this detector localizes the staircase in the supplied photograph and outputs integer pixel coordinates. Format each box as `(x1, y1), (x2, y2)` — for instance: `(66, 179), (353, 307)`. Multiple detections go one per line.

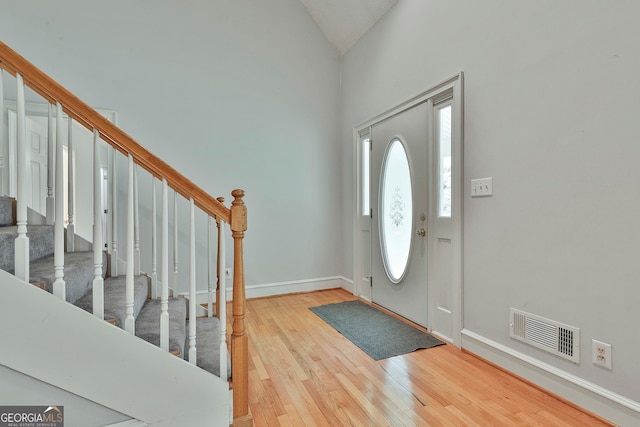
(0, 42), (251, 426)
(1, 196), (227, 374)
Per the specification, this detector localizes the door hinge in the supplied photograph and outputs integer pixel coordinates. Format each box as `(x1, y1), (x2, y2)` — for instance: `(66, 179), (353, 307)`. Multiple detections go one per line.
(370, 208), (373, 218)
(104, 209), (108, 214)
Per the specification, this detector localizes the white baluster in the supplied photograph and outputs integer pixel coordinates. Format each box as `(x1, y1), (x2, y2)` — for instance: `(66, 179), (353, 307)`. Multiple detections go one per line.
(173, 191), (179, 295)
(218, 220), (227, 380)
(188, 198), (197, 364)
(0, 71), (3, 195)
(46, 104), (54, 225)
(134, 164), (140, 275)
(66, 117), (75, 252)
(151, 178), (158, 299)
(124, 154), (135, 334)
(110, 147), (118, 277)
(106, 148), (112, 253)
(92, 129), (104, 319)
(207, 216), (213, 318)
(53, 102), (65, 300)
(160, 178), (169, 351)
(14, 74), (29, 282)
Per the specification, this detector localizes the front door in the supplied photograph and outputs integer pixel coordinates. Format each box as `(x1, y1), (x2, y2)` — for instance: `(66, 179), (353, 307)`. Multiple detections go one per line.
(371, 102), (429, 327)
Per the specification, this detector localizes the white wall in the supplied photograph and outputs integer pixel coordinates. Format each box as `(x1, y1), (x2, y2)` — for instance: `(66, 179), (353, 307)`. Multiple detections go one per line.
(0, 0), (342, 288)
(0, 365), (131, 427)
(342, 0), (640, 422)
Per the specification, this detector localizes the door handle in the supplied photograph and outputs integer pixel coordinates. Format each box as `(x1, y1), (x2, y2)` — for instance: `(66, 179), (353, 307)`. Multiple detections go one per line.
(416, 228), (426, 237)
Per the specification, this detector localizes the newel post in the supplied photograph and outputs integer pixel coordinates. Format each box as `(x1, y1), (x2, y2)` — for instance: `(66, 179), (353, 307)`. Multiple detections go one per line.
(230, 189), (248, 420)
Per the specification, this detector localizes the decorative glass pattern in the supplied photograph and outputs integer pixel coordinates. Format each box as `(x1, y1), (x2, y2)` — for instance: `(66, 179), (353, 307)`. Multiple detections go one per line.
(390, 187), (404, 226)
(379, 139), (413, 283)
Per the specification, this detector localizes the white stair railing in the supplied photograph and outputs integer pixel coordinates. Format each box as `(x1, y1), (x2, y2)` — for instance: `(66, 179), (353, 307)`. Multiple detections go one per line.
(66, 116), (75, 252)
(110, 146), (119, 277)
(173, 191), (179, 295)
(92, 129), (104, 319)
(14, 73), (28, 282)
(0, 70), (3, 194)
(151, 178), (158, 299)
(218, 218), (228, 380)
(215, 198), (225, 317)
(53, 102), (65, 300)
(124, 154), (135, 334)
(207, 216), (214, 318)
(160, 178), (169, 352)
(133, 164), (141, 275)
(188, 198), (197, 364)
(46, 104), (54, 225)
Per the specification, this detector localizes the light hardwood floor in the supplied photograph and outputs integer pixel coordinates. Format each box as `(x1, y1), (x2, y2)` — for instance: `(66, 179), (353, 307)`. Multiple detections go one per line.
(244, 289), (613, 426)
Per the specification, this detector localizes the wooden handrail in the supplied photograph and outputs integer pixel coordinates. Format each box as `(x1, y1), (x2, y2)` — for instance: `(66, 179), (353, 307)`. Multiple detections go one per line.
(0, 41), (230, 223)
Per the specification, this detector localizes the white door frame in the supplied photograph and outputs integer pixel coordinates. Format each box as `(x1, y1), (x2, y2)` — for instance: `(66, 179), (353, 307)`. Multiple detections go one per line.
(352, 72), (464, 347)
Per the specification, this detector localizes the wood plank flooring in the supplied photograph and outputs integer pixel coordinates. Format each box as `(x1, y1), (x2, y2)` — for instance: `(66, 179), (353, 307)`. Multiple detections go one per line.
(244, 289), (612, 426)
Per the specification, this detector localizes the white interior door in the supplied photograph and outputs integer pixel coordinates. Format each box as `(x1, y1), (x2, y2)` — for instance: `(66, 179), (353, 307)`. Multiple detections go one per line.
(27, 116), (48, 215)
(7, 112), (48, 214)
(371, 102), (429, 327)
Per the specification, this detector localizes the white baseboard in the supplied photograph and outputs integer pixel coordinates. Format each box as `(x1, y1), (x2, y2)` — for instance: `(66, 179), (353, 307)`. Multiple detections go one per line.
(245, 276), (347, 299)
(181, 276), (354, 306)
(339, 276), (354, 294)
(461, 329), (640, 426)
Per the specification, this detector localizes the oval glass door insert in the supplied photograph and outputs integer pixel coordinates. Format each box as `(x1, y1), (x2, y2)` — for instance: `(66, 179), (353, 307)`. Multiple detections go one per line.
(379, 138), (413, 283)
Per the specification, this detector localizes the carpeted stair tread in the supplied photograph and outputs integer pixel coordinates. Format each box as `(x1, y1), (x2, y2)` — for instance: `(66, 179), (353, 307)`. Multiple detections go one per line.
(74, 274), (149, 327)
(184, 316), (230, 379)
(29, 251), (107, 304)
(0, 197), (15, 226)
(0, 225), (54, 272)
(135, 298), (187, 356)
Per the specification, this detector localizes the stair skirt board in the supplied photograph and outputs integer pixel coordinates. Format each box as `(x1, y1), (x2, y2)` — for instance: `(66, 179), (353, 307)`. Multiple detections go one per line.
(102, 421), (149, 427)
(1, 270), (230, 427)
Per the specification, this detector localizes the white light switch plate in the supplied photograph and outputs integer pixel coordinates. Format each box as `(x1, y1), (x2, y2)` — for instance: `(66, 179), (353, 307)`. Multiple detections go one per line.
(471, 177), (493, 197)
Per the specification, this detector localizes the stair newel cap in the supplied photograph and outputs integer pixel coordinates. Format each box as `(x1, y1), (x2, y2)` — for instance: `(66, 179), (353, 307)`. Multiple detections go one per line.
(214, 198), (225, 224)
(230, 189), (247, 232)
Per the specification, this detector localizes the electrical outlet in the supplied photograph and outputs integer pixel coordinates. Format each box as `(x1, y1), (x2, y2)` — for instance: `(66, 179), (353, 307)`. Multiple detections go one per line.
(225, 268), (232, 280)
(471, 177), (493, 197)
(592, 339), (612, 370)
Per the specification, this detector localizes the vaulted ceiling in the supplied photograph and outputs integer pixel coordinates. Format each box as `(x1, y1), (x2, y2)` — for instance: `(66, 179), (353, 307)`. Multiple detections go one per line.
(298, 0), (399, 55)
